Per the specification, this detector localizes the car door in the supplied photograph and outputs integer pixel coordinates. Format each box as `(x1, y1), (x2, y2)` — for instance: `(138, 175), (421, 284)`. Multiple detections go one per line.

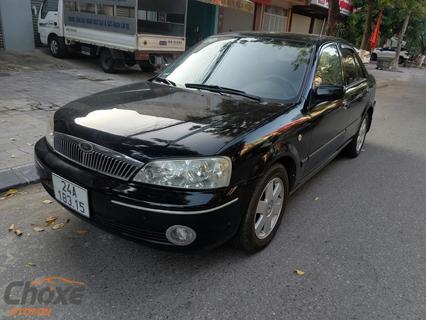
(304, 43), (348, 174)
(339, 46), (369, 139)
(38, 0), (60, 45)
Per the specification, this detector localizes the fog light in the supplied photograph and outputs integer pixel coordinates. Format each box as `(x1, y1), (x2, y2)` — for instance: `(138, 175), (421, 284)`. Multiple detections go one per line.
(166, 225), (196, 246)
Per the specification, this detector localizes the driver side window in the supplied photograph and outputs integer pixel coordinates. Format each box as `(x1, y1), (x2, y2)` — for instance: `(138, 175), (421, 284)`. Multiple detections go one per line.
(314, 45), (343, 88)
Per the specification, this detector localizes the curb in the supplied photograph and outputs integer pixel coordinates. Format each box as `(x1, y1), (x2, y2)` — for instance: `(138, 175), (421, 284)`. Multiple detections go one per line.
(0, 164), (40, 192)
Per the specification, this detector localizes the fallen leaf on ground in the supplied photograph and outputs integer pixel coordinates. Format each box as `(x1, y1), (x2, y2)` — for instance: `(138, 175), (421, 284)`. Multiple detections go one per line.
(65, 218), (71, 224)
(314, 197), (320, 201)
(9, 138), (16, 141)
(0, 197), (6, 201)
(42, 199), (53, 204)
(26, 262), (36, 267)
(8, 224), (15, 232)
(75, 230), (88, 235)
(45, 216), (57, 225)
(52, 223), (65, 230)
(4, 189), (18, 198)
(14, 229), (23, 237)
(10, 155), (16, 158)
(33, 226), (45, 232)
(294, 269), (305, 276)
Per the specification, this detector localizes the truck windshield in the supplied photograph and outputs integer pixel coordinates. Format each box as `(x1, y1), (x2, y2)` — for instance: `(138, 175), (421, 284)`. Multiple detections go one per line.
(159, 36), (314, 102)
(138, 0), (186, 37)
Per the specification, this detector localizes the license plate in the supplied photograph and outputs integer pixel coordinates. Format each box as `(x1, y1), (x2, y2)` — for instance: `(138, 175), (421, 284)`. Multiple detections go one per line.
(52, 173), (90, 218)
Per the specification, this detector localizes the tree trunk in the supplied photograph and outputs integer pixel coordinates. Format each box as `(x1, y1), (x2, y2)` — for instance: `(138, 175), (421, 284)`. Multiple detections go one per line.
(326, 0), (340, 36)
(360, 3), (373, 50)
(391, 12), (411, 71)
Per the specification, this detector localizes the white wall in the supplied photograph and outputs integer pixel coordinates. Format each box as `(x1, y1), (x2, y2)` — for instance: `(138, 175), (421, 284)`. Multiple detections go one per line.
(290, 13), (310, 34)
(0, 0), (35, 51)
(222, 7), (253, 32)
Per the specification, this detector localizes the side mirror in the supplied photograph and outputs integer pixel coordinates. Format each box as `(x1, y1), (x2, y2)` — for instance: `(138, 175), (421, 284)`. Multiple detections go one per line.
(314, 85), (344, 101)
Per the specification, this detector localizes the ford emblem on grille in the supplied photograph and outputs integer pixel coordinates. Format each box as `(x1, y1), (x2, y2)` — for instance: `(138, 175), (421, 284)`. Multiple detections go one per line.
(79, 142), (94, 153)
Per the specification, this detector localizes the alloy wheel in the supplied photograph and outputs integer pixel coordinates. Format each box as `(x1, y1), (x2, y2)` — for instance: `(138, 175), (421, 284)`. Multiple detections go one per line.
(50, 39), (59, 56)
(356, 117), (368, 152)
(254, 177), (284, 240)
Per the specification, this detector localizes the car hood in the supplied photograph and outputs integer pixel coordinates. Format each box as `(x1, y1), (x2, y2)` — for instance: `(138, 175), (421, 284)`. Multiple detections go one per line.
(54, 81), (290, 160)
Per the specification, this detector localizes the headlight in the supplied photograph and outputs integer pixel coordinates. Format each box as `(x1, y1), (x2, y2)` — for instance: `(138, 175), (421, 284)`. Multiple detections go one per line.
(133, 157), (232, 189)
(46, 113), (54, 147)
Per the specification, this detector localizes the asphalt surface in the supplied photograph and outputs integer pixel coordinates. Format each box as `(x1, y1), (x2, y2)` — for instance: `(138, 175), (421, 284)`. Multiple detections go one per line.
(0, 68), (425, 320)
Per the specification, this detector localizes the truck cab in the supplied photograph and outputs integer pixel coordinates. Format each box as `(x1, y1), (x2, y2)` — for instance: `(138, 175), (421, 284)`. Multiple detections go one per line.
(38, 0), (65, 57)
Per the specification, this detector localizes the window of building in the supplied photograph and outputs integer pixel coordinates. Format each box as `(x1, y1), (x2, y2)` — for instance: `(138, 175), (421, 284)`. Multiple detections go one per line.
(79, 3), (95, 14)
(341, 48), (365, 85)
(97, 4), (114, 17)
(261, 6), (288, 32)
(64, 0), (77, 12)
(116, 6), (135, 18)
(314, 45), (343, 87)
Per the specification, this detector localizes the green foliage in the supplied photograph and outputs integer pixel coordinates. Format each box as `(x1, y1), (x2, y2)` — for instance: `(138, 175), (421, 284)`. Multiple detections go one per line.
(339, 0), (426, 53)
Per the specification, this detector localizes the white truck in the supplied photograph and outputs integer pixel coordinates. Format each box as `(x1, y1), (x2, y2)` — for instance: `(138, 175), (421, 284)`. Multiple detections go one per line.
(37, 0), (186, 72)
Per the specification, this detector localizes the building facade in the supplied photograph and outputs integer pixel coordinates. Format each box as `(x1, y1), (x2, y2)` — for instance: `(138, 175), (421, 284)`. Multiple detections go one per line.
(253, 0), (353, 35)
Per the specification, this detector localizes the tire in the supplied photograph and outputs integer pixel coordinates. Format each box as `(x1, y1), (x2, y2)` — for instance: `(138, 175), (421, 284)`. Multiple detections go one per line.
(48, 35), (67, 58)
(235, 164), (289, 253)
(398, 56), (405, 65)
(139, 60), (155, 72)
(371, 53), (377, 61)
(344, 114), (369, 158)
(99, 49), (117, 73)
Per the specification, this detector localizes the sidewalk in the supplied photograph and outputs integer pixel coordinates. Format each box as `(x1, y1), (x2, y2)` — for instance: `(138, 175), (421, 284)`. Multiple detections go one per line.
(0, 49), (151, 191)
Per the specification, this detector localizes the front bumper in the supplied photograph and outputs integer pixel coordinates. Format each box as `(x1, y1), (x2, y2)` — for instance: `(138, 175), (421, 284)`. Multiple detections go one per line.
(34, 138), (251, 250)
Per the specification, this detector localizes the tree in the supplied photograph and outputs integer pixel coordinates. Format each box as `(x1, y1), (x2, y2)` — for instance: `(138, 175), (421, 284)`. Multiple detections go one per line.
(391, 11), (411, 70)
(360, 2), (374, 50)
(326, 0), (340, 36)
(389, 0), (426, 70)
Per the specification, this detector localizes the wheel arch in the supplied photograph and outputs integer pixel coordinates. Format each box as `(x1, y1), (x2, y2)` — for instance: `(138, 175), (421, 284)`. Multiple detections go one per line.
(275, 155), (297, 191)
(47, 33), (59, 42)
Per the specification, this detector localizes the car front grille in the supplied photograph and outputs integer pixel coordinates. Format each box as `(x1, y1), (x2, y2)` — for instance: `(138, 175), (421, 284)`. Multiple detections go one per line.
(53, 132), (143, 181)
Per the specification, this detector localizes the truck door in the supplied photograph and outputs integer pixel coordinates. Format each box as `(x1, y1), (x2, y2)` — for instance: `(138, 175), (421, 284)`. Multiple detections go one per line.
(38, 0), (60, 45)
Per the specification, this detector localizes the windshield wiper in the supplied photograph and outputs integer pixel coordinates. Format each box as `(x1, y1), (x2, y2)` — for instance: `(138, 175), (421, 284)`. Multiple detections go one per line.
(185, 83), (262, 102)
(152, 77), (176, 87)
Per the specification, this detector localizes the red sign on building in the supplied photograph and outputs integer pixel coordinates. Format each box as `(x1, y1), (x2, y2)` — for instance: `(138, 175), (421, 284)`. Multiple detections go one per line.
(311, 0), (354, 15)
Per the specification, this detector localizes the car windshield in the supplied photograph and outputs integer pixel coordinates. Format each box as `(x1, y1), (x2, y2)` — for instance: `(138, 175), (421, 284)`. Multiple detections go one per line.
(158, 36), (314, 102)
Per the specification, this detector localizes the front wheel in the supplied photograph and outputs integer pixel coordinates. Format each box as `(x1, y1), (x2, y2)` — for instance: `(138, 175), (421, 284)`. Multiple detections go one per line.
(235, 164), (289, 253)
(344, 114), (368, 158)
(48, 35), (67, 58)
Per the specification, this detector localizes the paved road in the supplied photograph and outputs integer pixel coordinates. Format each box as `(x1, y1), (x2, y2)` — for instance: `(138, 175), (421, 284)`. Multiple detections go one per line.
(0, 68), (425, 320)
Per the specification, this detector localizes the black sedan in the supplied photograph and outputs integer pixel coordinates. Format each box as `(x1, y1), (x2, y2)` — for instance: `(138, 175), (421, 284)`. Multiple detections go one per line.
(35, 33), (376, 252)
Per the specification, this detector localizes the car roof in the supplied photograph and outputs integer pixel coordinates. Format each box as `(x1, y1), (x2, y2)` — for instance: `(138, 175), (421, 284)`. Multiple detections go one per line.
(216, 31), (351, 47)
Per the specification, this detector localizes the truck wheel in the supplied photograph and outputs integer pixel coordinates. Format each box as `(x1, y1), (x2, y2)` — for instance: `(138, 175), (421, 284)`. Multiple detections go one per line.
(139, 60), (155, 72)
(48, 35), (67, 58)
(100, 49), (117, 73)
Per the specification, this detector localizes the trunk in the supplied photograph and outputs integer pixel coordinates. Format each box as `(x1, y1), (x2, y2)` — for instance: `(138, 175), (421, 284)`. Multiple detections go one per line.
(360, 3), (373, 50)
(391, 12), (411, 71)
(325, 0), (340, 36)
